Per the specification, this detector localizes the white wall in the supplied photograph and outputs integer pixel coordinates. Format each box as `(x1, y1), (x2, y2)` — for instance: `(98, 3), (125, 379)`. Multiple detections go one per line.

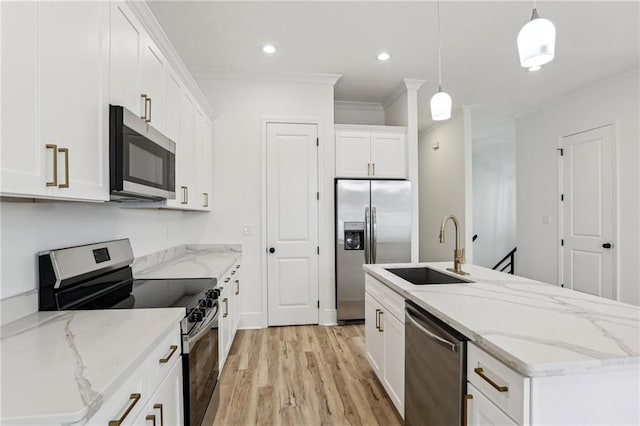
(418, 109), (472, 262)
(516, 72), (640, 305)
(472, 111), (517, 269)
(193, 78), (336, 327)
(334, 100), (384, 125)
(0, 200), (200, 323)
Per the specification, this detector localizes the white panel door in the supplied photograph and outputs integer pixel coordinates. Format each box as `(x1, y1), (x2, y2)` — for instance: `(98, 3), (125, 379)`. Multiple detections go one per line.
(562, 125), (614, 299)
(336, 131), (370, 177)
(371, 132), (407, 178)
(0, 1), (44, 197)
(267, 123), (319, 326)
(140, 39), (166, 132)
(38, 1), (109, 201)
(365, 292), (383, 376)
(167, 91), (195, 208)
(109, 1), (143, 116)
(164, 67), (181, 143)
(382, 310), (405, 416)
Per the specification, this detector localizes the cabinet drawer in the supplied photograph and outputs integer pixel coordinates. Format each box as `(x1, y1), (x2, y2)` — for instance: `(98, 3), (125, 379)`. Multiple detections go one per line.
(147, 327), (182, 392)
(365, 274), (404, 322)
(467, 343), (529, 425)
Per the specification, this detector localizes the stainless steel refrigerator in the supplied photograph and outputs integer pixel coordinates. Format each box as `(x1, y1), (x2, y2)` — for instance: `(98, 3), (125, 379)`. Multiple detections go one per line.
(336, 179), (412, 322)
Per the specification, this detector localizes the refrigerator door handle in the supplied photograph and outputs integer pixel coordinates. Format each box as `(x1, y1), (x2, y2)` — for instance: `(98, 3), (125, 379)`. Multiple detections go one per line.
(372, 206), (377, 263)
(364, 207), (371, 264)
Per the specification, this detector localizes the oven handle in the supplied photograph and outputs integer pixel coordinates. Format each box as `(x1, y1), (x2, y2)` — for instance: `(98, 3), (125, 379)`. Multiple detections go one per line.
(188, 305), (219, 346)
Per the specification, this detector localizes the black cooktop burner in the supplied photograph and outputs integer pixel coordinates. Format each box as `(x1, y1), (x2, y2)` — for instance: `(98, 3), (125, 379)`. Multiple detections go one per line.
(131, 278), (215, 310)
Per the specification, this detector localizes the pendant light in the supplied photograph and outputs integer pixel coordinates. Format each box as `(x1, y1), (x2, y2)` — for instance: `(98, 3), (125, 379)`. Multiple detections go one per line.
(517, 1), (556, 71)
(430, 0), (452, 121)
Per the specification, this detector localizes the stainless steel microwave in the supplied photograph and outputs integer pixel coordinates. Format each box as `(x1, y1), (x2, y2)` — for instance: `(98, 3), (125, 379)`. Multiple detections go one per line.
(109, 105), (175, 201)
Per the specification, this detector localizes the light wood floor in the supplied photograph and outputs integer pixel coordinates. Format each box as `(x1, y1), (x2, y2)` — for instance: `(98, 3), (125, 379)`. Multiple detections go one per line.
(203, 325), (402, 426)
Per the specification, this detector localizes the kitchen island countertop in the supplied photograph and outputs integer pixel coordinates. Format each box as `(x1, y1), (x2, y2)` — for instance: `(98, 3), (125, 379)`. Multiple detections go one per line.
(364, 262), (640, 377)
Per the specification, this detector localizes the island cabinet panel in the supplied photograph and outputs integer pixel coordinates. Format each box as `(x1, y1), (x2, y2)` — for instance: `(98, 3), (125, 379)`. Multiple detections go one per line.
(364, 273), (405, 419)
(467, 383), (518, 426)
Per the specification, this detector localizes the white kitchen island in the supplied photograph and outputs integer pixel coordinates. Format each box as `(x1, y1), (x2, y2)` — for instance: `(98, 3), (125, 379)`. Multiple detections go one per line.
(364, 262), (640, 425)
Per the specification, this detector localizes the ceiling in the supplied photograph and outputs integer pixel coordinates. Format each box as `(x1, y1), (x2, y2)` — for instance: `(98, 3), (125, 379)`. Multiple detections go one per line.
(148, 1), (639, 130)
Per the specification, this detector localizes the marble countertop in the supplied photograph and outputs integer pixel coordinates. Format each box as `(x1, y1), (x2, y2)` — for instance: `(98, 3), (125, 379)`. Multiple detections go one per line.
(364, 262), (640, 377)
(0, 308), (184, 424)
(133, 244), (242, 280)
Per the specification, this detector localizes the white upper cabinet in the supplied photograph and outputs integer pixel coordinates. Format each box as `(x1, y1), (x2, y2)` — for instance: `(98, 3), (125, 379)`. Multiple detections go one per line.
(194, 107), (212, 210)
(140, 38), (166, 133)
(1, 1), (109, 201)
(109, 1), (144, 116)
(164, 66), (181, 143)
(335, 125), (407, 179)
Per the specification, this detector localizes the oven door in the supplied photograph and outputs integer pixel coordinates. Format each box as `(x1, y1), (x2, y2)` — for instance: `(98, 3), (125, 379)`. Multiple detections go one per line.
(183, 305), (219, 426)
(110, 105), (176, 200)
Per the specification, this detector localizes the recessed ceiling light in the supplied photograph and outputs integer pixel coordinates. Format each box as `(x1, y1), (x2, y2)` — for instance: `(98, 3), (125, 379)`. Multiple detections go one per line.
(528, 65), (542, 72)
(262, 44), (276, 54)
(377, 52), (391, 61)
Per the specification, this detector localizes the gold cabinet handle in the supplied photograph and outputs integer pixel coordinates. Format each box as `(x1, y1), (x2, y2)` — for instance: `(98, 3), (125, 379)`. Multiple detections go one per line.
(108, 393), (141, 426)
(153, 403), (164, 426)
(203, 192), (208, 207)
(377, 310), (384, 332)
(45, 144), (58, 187)
(464, 394), (473, 426)
(235, 279), (239, 295)
(146, 414), (156, 426)
(367, 163), (371, 176)
(180, 186), (188, 204)
(58, 147), (69, 188)
(223, 298), (228, 318)
(372, 163), (376, 175)
(185, 186), (188, 204)
(140, 94), (148, 120)
(474, 367), (509, 392)
(159, 345), (178, 364)
(375, 308), (381, 330)
(146, 97), (152, 123)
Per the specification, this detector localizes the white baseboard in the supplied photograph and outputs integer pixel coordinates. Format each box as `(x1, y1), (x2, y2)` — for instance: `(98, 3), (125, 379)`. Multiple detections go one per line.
(238, 312), (266, 329)
(319, 308), (338, 326)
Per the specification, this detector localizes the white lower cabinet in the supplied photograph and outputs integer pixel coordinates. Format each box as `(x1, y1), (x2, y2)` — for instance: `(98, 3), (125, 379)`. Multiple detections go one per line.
(219, 260), (241, 371)
(88, 325), (183, 425)
(364, 275), (404, 418)
(467, 383), (517, 426)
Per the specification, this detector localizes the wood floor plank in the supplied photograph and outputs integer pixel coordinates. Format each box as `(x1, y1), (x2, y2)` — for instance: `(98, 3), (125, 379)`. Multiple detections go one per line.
(210, 324), (402, 426)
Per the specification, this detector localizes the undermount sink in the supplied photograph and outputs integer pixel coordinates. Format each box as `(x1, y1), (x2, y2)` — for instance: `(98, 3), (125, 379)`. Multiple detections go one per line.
(385, 267), (474, 285)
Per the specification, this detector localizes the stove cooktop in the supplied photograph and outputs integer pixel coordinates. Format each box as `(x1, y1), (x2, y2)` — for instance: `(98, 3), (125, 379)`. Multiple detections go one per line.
(131, 278), (216, 310)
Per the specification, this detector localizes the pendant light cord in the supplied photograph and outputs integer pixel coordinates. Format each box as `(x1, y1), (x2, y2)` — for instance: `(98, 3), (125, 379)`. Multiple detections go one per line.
(436, 0), (442, 90)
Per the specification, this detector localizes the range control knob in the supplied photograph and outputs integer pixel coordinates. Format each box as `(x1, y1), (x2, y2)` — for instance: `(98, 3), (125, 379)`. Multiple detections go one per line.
(212, 288), (221, 297)
(204, 298), (215, 308)
(188, 309), (203, 323)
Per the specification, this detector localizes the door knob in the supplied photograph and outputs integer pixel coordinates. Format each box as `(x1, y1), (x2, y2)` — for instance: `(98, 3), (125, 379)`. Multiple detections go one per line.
(268, 247), (276, 254)
(602, 243), (612, 249)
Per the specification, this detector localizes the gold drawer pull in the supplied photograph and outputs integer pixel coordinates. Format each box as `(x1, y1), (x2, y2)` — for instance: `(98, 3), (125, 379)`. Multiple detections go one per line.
(159, 345), (178, 364)
(378, 310), (384, 332)
(367, 163), (371, 176)
(45, 144), (58, 187)
(235, 279), (239, 295)
(180, 186), (188, 204)
(146, 97), (152, 123)
(474, 367), (509, 392)
(108, 393), (141, 426)
(372, 163), (376, 175)
(154, 403), (164, 426)
(203, 192), (208, 207)
(463, 394), (473, 426)
(375, 308), (381, 330)
(146, 414), (156, 426)
(58, 147), (69, 188)
(223, 298), (228, 318)
(141, 94), (148, 120)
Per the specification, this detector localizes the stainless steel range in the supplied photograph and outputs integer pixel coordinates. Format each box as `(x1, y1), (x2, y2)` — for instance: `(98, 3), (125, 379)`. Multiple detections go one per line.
(38, 239), (219, 426)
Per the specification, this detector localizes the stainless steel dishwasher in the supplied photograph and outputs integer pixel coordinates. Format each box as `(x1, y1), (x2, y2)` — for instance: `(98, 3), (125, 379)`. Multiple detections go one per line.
(405, 301), (468, 426)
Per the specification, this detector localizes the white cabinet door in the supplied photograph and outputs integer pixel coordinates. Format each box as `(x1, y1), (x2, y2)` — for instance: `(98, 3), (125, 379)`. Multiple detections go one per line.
(219, 285), (232, 370)
(0, 1), (44, 197)
(38, 1), (109, 201)
(232, 269), (241, 337)
(371, 132), (407, 178)
(164, 67), (181, 143)
(132, 360), (184, 426)
(109, 1), (143, 116)
(382, 310), (405, 417)
(194, 107), (212, 210)
(140, 38), (166, 132)
(167, 91), (196, 208)
(468, 383), (518, 426)
(336, 131), (370, 177)
(365, 292), (384, 376)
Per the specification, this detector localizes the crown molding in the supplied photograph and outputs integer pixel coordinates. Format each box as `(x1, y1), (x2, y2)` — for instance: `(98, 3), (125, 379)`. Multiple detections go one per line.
(334, 100), (384, 112)
(130, 1), (216, 119)
(191, 69), (343, 86)
(381, 78), (426, 110)
(514, 67), (640, 119)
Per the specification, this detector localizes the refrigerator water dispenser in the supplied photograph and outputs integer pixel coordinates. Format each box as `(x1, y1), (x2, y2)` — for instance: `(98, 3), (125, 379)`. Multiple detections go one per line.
(344, 221), (364, 250)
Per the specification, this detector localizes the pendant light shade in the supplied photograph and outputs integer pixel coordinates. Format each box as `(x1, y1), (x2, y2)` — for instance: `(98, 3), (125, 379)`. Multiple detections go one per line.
(517, 8), (556, 69)
(430, 89), (452, 121)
